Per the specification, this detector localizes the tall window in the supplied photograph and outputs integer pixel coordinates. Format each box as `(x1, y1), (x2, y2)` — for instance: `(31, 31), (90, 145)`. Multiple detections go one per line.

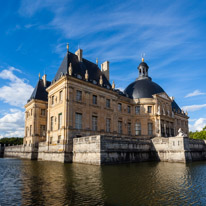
(30, 125), (32, 136)
(106, 118), (111, 132)
(58, 135), (61, 143)
(118, 103), (122, 112)
(128, 106), (131, 113)
(148, 106), (152, 113)
(40, 125), (46, 136)
(148, 123), (153, 135)
(76, 90), (82, 101)
(93, 95), (97, 104)
(41, 109), (46, 116)
(26, 127), (28, 137)
(52, 96), (54, 105)
(75, 113), (82, 129)
(135, 106), (140, 114)
(92, 116), (98, 131)
(59, 90), (63, 101)
(51, 116), (54, 131)
(106, 99), (110, 108)
(118, 121), (122, 134)
(135, 123), (141, 135)
(128, 122), (131, 135)
(58, 113), (62, 129)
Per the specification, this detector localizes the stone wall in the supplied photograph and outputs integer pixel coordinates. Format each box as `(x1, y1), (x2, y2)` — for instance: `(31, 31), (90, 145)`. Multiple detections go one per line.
(3, 145), (38, 160)
(152, 137), (206, 163)
(38, 141), (73, 163)
(73, 135), (155, 165)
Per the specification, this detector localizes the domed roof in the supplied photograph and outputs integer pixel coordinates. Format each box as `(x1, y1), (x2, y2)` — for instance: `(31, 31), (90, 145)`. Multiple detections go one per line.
(124, 78), (164, 99)
(124, 60), (164, 99)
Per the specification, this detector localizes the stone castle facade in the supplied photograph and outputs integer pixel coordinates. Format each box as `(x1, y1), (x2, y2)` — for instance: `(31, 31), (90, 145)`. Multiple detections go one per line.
(24, 46), (189, 147)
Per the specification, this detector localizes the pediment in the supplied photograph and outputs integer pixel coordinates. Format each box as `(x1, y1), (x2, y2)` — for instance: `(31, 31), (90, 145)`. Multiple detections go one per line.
(156, 92), (171, 101)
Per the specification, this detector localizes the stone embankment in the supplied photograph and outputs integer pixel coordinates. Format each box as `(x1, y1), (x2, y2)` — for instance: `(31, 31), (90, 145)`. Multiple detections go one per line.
(1, 135), (206, 165)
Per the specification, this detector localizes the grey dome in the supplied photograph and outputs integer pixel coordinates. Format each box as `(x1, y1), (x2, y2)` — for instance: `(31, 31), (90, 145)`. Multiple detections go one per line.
(124, 78), (164, 99)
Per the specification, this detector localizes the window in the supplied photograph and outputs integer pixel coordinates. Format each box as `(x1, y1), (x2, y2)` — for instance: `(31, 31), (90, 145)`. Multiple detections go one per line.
(135, 123), (141, 135)
(58, 135), (61, 143)
(59, 90), (63, 101)
(30, 125), (32, 136)
(52, 96), (54, 105)
(58, 113), (62, 129)
(41, 109), (46, 116)
(135, 106), (140, 114)
(75, 113), (82, 129)
(118, 121), (122, 134)
(148, 123), (153, 135)
(106, 99), (110, 108)
(26, 127), (29, 137)
(118, 103), (122, 112)
(40, 125), (46, 136)
(31, 109), (32, 116)
(76, 90), (82, 101)
(106, 118), (111, 132)
(128, 106), (131, 113)
(93, 95), (97, 104)
(50, 137), (52, 144)
(92, 116), (98, 131)
(128, 123), (131, 135)
(148, 106), (152, 113)
(51, 116), (54, 131)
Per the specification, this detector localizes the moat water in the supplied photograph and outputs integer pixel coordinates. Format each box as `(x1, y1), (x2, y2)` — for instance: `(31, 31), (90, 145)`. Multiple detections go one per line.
(0, 159), (206, 206)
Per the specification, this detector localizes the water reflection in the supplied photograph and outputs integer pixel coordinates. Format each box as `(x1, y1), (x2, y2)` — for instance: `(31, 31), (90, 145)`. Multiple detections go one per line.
(0, 159), (206, 205)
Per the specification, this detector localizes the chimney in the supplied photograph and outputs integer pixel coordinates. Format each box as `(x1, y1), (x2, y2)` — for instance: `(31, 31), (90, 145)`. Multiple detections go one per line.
(75, 49), (83, 62)
(101, 61), (109, 81)
(42, 74), (47, 87)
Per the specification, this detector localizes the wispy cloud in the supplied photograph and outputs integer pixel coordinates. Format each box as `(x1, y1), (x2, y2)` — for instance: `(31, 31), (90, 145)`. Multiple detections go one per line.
(185, 90), (206, 98)
(182, 104), (206, 112)
(0, 67), (33, 107)
(0, 109), (24, 138)
(189, 118), (206, 132)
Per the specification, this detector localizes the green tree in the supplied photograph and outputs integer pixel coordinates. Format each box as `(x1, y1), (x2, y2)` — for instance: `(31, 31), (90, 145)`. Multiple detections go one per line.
(189, 126), (206, 140)
(0, 137), (23, 146)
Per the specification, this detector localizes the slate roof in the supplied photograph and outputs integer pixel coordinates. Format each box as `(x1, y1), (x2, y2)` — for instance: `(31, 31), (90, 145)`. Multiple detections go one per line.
(124, 78), (165, 99)
(52, 52), (111, 89)
(27, 79), (51, 103)
(171, 100), (181, 112)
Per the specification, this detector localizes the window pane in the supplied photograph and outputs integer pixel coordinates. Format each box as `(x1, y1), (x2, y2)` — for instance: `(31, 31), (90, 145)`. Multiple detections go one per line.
(135, 123), (141, 135)
(118, 121), (122, 134)
(92, 116), (97, 131)
(148, 123), (153, 135)
(58, 113), (62, 129)
(118, 103), (122, 111)
(135, 106), (140, 114)
(128, 123), (131, 135)
(93, 95), (97, 104)
(106, 99), (110, 108)
(75, 113), (82, 129)
(76, 90), (82, 101)
(106, 118), (110, 132)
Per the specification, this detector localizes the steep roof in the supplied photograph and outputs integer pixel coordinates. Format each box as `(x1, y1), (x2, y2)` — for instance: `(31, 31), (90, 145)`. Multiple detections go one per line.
(28, 79), (51, 103)
(52, 52), (111, 88)
(171, 100), (181, 112)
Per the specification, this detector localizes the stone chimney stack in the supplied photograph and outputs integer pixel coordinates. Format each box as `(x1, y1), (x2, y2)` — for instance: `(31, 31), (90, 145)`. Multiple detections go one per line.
(42, 74), (47, 87)
(75, 49), (83, 62)
(101, 61), (109, 81)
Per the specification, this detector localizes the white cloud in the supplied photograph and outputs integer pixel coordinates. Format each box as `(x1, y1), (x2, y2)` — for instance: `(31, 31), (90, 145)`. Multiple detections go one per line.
(0, 67), (33, 107)
(0, 109), (25, 138)
(182, 104), (206, 112)
(185, 90), (206, 98)
(189, 118), (206, 132)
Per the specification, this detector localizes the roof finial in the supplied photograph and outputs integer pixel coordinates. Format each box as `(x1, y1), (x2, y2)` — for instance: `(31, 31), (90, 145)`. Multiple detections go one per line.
(67, 43), (69, 52)
(96, 58), (98, 65)
(141, 53), (145, 62)
(38, 73), (40, 79)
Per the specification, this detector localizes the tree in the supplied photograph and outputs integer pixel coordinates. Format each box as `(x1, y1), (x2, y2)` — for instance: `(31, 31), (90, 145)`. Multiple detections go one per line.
(0, 137), (23, 146)
(189, 126), (206, 140)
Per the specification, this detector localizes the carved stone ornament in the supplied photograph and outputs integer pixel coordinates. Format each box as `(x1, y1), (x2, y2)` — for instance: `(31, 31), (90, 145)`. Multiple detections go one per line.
(176, 128), (187, 137)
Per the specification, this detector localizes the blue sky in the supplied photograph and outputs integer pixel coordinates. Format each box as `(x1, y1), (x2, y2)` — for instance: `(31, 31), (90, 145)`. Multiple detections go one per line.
(0, 0), (206, 137)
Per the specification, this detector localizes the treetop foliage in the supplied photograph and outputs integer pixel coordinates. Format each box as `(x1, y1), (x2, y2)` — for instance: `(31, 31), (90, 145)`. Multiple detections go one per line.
(189, 126), (206, 140)
(0, 137), (23, 146)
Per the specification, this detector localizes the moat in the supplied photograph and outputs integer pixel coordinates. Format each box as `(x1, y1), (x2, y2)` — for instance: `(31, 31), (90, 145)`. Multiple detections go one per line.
(1, 159), (206, 205)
